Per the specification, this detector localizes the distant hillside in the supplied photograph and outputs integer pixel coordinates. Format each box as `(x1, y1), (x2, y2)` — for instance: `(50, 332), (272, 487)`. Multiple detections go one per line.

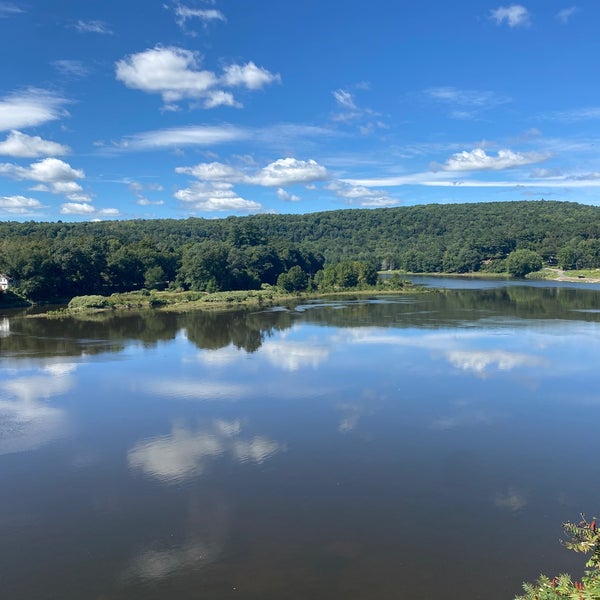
(1, 200), (600, 300)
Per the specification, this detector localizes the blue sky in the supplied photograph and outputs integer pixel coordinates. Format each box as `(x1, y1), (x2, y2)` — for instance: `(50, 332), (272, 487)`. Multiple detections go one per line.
(1, 0), (600, 221)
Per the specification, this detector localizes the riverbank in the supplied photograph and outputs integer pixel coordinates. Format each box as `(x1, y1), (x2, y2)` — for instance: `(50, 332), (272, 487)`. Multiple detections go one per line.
(526, 267), (600, 283)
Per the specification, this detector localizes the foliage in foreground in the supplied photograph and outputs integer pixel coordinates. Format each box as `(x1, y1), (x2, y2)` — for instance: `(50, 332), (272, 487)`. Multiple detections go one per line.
(516, 515), (599, 599)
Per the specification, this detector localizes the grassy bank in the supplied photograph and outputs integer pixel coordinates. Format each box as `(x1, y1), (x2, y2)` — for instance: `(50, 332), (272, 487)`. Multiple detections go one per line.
(42, 282), (422, 316)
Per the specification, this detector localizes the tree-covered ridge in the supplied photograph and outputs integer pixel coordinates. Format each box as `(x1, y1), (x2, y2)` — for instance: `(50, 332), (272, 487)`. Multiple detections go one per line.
(1, 200), (600, 301)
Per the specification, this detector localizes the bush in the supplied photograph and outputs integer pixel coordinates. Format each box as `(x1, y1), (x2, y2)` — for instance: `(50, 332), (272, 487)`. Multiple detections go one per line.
(516, 514), (599, 599)
(68, 295), (111, 310)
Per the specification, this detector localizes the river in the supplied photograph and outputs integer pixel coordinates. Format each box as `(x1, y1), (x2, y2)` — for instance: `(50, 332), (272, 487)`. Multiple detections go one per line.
(1, 281), (599, 599)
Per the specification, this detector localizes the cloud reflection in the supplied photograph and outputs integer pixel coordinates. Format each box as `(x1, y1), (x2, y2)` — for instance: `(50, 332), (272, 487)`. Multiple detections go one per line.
(260, 339), (330, 371)
(445, 350), (544, 375)
(128, 419), (283, 483)
(0, 363), (76, 454)
(495, 486), (528, 511)
(144, 379), (246, 402)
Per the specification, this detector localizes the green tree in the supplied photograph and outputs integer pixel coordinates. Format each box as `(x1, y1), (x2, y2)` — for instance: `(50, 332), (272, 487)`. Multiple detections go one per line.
(506, 249), (543, 278)
(277, 265), (308, 292)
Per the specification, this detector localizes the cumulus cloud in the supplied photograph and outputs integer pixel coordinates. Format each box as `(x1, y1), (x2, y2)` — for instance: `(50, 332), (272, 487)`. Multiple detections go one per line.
(326, 180), (399, 207)
(276, 188), (300, 202)
(222, 62), (280, 89)
(74, 19), (112, 34)
(60, 203), (119, 217)
(0, 89), (68, 132)
(116, 46), (217, 103)
(0, 130), (70, 157)
(0, 157), (91, 201)
(0, 194), (43, 215)
(252, 158), (328, 186)
(175, 182), (261, 212)
(176, 158), (329, 186)
(175, 161), (243, 182)
(556, 6), (578, 23)
(60, 202), (95, 214)
(490, 4), (531, 27)
(438, 148), (550, 171)
(115, 46), (279, 108)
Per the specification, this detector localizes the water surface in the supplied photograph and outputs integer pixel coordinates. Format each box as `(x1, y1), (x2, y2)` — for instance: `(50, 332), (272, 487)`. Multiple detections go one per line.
(1, 286), (599, 599)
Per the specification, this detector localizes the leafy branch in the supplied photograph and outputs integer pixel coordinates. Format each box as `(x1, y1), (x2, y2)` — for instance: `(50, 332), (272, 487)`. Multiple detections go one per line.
(516, 514), (599, 600)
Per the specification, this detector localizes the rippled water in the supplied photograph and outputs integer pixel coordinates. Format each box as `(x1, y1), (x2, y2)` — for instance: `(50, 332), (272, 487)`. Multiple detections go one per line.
(1, 284), (599, 599)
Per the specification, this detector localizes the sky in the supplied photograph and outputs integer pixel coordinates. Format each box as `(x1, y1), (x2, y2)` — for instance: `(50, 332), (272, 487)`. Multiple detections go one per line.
(1, 0), (600, 222)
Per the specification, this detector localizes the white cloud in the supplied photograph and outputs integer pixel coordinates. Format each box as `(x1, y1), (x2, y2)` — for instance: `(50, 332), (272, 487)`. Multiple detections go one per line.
(545, 107), (600, 122)
(425, 86), (510, 119)
(276, 188), (300, 202)
(60, 203), (119, 217)
(115, 46), (279, 108)
(438, 148), (550, 172)
(203, 90), (239, 109)
(0, 89), (68, 132)
(175, 182), (261, 212)
(0, 194), (43, 214)
(52, 59), (89, 78)
(490, 4), (530, 27)
(116, 46), (217, 103)
(425, 86), (510, 108)
(0, 130), (70, 157)
(118, 124), (246, 151)
(0, 156), (82, 182)
(176, 158), (329, 187)
(0, 2), (23, 17)
(74, 19), (112, 34)
(556, 6), (578, 23)
(173, 3), (226, 30)
(327, 180), (400, 207)
(60, 202), (95, 214)
(175, 161), (243, 181)
(333, 89), (357, 110)
(0, 157), (90, 200)
(252, 158), (328, 186)
(222, 62), (281, 89)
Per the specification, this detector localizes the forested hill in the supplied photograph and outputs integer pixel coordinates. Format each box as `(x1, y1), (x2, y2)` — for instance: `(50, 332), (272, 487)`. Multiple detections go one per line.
(1, 200), (600, 300)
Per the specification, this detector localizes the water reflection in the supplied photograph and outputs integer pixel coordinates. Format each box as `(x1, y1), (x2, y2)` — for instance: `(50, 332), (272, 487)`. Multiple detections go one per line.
(128, 419), (284, 483)
(3, 285), (600, 362)
(444, 349), (545, 375)
(0, 316), (9, 337)
(0, 362), (75, 454)
(123, 495), (231, 584)
(2, 286), (600, 600)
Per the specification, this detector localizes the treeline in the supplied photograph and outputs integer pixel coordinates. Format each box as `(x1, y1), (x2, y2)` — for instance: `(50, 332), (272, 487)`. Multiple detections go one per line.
(1, 200), (600, 301)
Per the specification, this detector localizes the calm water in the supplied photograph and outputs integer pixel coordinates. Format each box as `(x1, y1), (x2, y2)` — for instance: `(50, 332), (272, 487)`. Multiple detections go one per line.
(1, 283), (600, 600)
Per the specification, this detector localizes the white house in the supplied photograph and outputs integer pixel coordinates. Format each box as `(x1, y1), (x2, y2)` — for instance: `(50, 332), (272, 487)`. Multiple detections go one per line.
(0, 273), (10, 291)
